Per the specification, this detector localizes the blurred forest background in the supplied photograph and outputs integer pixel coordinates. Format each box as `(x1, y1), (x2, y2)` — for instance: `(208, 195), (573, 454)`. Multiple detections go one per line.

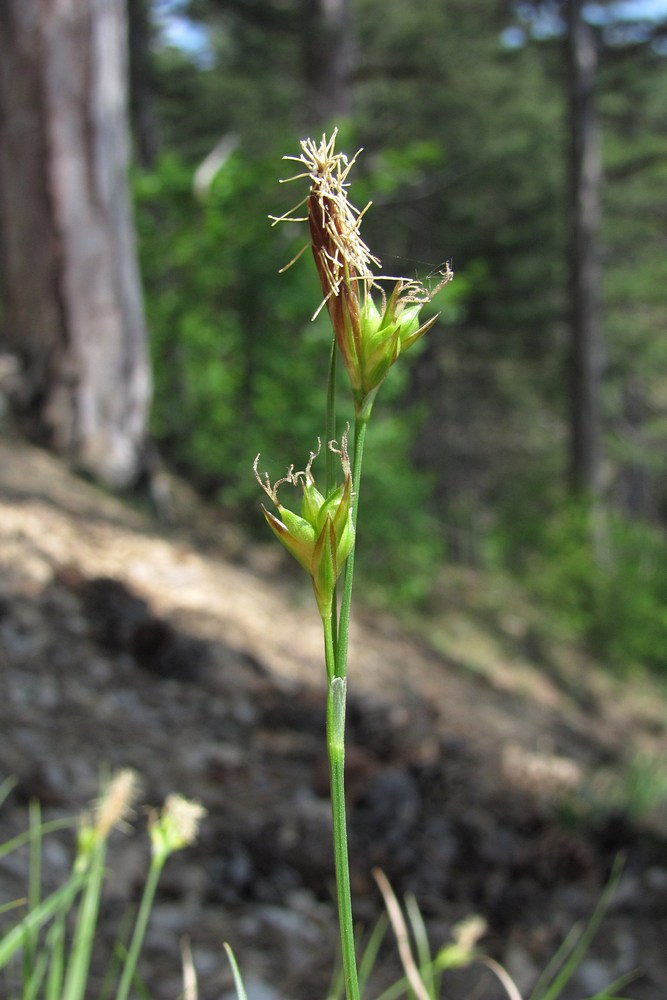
(1, 0), (667, 674)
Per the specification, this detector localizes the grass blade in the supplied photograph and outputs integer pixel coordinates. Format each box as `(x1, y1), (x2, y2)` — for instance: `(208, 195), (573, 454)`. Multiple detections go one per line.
(0, 817), (75, 861)
(0, 876), (85, 968)
(62, 842), (107, 1000)
(224, 943), (248, 1000)
(532, 857), (623, 1000)
(0, 777), (17, 809)
(358, 913), (390, 998)
(405, 894), (435, 998)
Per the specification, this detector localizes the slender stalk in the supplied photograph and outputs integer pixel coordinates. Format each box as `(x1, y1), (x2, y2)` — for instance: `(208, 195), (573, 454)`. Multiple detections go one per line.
(0, 881), (80, 970)
(327, 672), (360, 1000)
(325, 333), (338, 496)
(323, 609), (337, 684)
(224, 943), (249, 1000)
(62, 842), (107, 1000)
(45, 862), (85, 1000)
(323, 395), (366, 1000)
(335, 413), (368, 679)
(24, 800), (42, 987)
(325, 334), (339, 654)
(115, 853), (164, 1000)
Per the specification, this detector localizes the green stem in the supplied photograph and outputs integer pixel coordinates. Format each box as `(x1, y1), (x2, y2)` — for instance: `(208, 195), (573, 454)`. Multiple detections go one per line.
(115, 853), (165, 1000)
(62, 842), (107, 1000)
(323, 609), (336, 684)
(24, 799), (43, 987)
(335, 413), (368, 679)
(323, 358), (369, 1000)
(323, 411), (369, 1000)
(325, 335), (339, 654)
(327, 673), (360, 1000)
(325, 334), (338, 496)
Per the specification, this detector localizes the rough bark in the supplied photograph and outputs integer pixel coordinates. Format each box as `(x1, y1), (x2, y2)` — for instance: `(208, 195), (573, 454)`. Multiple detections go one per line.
(127, 0), (159, 168)
(0, 0), (151, 489)
(566, 0), (603, 496)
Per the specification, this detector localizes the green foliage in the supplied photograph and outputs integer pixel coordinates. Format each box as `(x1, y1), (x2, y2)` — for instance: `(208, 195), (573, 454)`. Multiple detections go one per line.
(0, 773), (202, 1000)
(619, 751), (667, 823)
(355, 0), (566, 356)
(150, 16), (301, 162)
(357, 400), (445, 606)
(491, 498), (667, 673)
(584, 751), (667, 826)
(135, 148), (329, 505)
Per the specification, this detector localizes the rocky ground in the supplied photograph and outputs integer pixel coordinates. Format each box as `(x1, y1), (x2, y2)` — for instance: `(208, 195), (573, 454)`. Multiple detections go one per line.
(1, 429), (666, 999)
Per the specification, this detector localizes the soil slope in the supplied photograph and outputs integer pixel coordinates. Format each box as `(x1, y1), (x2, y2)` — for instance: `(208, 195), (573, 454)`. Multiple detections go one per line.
(1, 431), (666, 999)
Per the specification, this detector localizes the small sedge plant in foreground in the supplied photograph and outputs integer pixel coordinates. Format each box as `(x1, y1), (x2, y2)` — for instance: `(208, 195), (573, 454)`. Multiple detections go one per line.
(249, 131), (632, 1000)
(0, 771), (205, 1000)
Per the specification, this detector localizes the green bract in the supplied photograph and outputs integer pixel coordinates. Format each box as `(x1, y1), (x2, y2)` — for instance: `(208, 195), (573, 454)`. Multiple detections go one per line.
(254, 440), (355, 617)
(350, 282), (440, 414)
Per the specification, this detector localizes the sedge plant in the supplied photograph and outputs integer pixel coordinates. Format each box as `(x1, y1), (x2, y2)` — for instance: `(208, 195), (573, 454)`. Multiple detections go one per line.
(250, 131), (631, 1000)
(0, 769), (205, 1000)
(252, 130), (451, 1000)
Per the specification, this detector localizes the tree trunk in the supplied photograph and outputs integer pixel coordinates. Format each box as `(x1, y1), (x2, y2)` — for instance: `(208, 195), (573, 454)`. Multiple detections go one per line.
(0, 0), (151, 489)
(127, 0), (159, 168)
(566, 0), (603, 496)
(301, 0), (354, 126)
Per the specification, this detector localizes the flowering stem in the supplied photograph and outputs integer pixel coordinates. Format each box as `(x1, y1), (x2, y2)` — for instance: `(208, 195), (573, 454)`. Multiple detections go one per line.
(325, 334), (339, 654)
(116, 852), (165, 1000)
(267, 130), (448, 1000)
(335, 412), (368, 680)
(323, 608), (336, 684)
(327, 412), (368, 1000)
(326, 669), (360, 1000)
(325, 334), (338, 497)
(62, 840), (107, 1000)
